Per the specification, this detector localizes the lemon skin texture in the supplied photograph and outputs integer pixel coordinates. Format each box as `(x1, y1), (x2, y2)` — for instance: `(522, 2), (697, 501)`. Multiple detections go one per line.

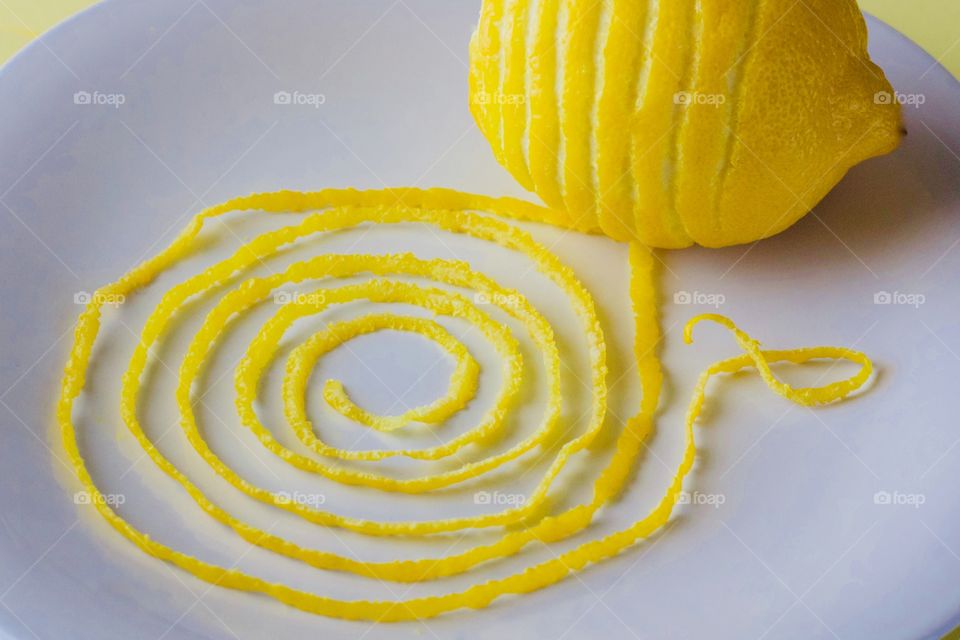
(469, 0), (904, 248)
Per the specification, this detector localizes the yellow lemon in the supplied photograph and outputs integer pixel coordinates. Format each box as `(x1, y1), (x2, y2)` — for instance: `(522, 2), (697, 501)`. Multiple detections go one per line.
(469, 0), (904, 248)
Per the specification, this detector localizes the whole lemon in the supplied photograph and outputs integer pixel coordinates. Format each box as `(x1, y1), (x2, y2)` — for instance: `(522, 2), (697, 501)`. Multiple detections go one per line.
(469, 0), (904, 248)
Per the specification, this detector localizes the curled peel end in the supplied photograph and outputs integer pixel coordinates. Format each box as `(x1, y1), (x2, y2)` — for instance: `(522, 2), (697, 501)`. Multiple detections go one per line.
(683, 313), (874, 409)
(682, 313), (736, 345)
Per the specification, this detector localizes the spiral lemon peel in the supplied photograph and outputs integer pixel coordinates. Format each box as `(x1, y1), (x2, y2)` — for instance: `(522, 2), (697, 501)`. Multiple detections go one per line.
(59, 188), (872, 621)
(300, 315), (481, 433)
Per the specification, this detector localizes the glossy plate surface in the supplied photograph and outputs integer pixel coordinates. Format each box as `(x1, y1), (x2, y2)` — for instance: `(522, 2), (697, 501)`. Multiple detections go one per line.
(1, 2), (959, 638)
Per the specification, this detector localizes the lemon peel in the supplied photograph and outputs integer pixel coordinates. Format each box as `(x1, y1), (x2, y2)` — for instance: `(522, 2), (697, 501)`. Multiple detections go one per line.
(58, 188), (873, 621)
(301, 315), (480, 433)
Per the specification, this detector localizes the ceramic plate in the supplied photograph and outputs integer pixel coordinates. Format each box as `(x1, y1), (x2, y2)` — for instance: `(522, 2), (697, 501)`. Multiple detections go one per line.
(1, 2), (959, 638)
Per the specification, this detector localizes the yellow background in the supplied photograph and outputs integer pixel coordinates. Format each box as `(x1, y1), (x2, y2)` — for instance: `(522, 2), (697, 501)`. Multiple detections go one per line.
(1, 0), (960, 78)
(1, 0), (959, 638)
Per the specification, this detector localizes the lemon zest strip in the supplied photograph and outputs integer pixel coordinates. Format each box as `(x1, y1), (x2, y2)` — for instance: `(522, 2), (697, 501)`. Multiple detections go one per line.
(58, 188), (872, 621)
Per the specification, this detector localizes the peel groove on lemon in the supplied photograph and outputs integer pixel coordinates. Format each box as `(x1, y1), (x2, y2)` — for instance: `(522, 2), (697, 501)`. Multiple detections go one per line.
(59, 188), (872, 620)
(469, 0), (904, 248)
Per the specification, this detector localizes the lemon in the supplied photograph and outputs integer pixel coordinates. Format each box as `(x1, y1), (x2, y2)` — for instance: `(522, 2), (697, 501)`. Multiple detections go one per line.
(469, 0), (904, 248)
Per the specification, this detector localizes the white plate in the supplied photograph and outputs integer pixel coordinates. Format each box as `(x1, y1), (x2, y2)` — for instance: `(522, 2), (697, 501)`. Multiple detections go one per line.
(1, 2), (959, 639)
